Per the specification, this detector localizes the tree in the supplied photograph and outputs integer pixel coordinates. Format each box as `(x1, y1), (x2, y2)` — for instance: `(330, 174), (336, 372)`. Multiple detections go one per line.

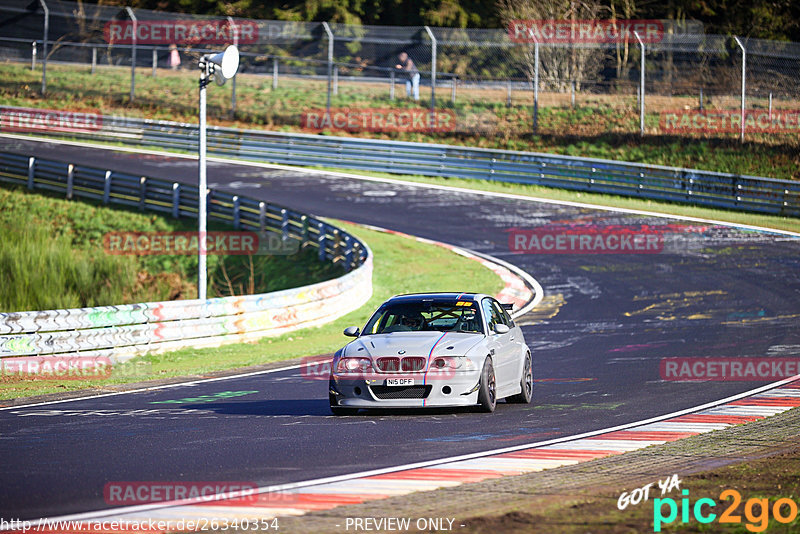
(497, 0), (606, 91)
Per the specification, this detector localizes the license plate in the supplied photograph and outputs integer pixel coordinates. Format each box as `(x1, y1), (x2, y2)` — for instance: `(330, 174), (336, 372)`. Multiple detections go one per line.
(386, 378), (415, 386)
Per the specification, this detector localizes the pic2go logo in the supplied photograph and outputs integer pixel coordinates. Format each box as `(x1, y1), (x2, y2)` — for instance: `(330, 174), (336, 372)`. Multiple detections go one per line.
(653, 489), (799, 532)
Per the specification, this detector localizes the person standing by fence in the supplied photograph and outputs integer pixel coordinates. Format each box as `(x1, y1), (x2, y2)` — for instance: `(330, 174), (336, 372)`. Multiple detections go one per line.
(169, 44), (181, 70)
(395, 52), (419, 101)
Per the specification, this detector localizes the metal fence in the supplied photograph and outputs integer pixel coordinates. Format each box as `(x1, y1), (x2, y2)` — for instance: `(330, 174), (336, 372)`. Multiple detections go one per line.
(0, 150), (373, 361)
(1, 0), (798, 141)
(2, 107), (797, 217)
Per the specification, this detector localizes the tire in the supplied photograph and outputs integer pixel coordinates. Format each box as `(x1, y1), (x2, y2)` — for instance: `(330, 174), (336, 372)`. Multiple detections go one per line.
(508, 352), (533, 404)
(329, 378), (358, 415)
(476, 357), (497, 413)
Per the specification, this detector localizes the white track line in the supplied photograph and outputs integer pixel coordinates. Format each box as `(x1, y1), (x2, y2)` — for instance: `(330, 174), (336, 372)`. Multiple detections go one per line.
(11, 373), (800, 529)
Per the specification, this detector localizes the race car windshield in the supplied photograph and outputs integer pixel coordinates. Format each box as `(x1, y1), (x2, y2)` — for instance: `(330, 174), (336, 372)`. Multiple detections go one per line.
(363, 301), (483, 335)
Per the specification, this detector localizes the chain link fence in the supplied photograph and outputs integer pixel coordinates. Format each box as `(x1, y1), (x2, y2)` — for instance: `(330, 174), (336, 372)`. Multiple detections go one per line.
(1, 0), (798, 143)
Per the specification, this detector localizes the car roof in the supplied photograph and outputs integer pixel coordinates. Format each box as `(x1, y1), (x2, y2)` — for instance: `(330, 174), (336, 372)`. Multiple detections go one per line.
(385, 292), (489, 304)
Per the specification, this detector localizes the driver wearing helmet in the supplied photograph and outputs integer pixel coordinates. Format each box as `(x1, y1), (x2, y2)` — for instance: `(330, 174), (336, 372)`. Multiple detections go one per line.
(400, 312), (425, 331)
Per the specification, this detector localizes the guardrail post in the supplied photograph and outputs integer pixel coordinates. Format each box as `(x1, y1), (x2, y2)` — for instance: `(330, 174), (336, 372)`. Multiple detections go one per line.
(91, 46), (97, 75)
(27, 157), (35, 189)
(152, 48), (157, 77)
(66, 164), (74, 199)
(232, 196), (240, 229)
(172, 183), (180, 218)
(300, 215), (309, 244)
(259, 201), (267, 232)
(506, 81), (511, 107)
(125, 7), (137, 102)
(103, 171), (112, 204)
(699, 87), (704, 111)
(272, 58), (278, 89)
(139, 177), (146, 210)
(332, 228), (341, 263)
(281, 208), (289, 240)
(317, 223), (326, 261)
(451, 76), (456, 104)
(390, 70), (395, 100)
(344, 235), (353, 272)
(31, 41), (36, 71)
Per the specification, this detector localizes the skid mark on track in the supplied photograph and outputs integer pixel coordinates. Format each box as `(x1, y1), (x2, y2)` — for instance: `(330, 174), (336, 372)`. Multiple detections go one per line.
(516, 293), (566, 326)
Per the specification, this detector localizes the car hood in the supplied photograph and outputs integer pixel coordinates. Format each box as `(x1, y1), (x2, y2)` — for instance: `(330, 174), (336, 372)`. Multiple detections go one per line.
(343, 331), (484, 359)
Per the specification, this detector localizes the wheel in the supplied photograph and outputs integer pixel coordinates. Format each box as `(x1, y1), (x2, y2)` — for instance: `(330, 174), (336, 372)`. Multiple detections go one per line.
(508, 352), (533, 404)
(329, 378), (358, 415)
(476, 357), (497, 413)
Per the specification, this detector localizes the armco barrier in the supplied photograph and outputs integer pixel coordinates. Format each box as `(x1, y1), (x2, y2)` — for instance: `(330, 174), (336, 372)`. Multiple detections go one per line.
(1, 106), (798, 217)
(0, 151), (372, 362)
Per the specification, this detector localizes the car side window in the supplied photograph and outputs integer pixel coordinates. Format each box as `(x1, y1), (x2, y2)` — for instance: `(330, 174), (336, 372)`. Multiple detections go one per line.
(492, 300), (515, 328)
(482, 298), (505, 333)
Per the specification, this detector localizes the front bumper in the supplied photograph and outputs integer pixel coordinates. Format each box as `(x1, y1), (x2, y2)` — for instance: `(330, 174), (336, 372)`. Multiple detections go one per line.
(330, 371), (481, 408)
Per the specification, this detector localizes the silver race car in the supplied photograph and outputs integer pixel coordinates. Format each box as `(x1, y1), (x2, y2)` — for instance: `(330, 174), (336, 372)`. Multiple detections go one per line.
(329, 293), (532, 414)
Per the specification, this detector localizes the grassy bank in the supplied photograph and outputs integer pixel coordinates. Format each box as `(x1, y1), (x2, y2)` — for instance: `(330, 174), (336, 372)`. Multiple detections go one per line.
(0, 221), (505, 399)
(1, 62), (797, 180)
(0, 184), (343, 311)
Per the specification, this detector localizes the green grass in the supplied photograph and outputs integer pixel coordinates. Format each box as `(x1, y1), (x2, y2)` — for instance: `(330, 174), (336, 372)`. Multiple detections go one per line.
(0, 221), (504, 400)
(0, 184), (344, 311)
(2, 61), (798, 180)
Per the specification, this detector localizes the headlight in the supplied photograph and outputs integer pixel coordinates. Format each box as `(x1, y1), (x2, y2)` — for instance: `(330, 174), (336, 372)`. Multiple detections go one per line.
(431, 357), (476, 371)
(336, 357), (373, 374)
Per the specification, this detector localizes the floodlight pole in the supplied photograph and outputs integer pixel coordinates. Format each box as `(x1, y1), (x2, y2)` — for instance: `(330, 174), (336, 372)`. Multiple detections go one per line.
(228, 16), (238, 116)
(198, 59), (211, 301)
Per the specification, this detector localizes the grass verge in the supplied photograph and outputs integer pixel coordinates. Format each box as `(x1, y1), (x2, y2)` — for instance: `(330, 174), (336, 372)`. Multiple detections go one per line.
(0, 221), (504, 400)
(0, 184), (343, 311)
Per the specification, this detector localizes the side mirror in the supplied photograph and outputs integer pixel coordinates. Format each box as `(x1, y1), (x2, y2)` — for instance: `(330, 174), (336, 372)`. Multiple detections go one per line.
(493, 323), (510, 335)
(343, 326), (360, 337)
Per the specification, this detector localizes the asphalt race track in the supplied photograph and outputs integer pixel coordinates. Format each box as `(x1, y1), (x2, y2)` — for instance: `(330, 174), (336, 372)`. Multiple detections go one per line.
(1, 137), (800, 521)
